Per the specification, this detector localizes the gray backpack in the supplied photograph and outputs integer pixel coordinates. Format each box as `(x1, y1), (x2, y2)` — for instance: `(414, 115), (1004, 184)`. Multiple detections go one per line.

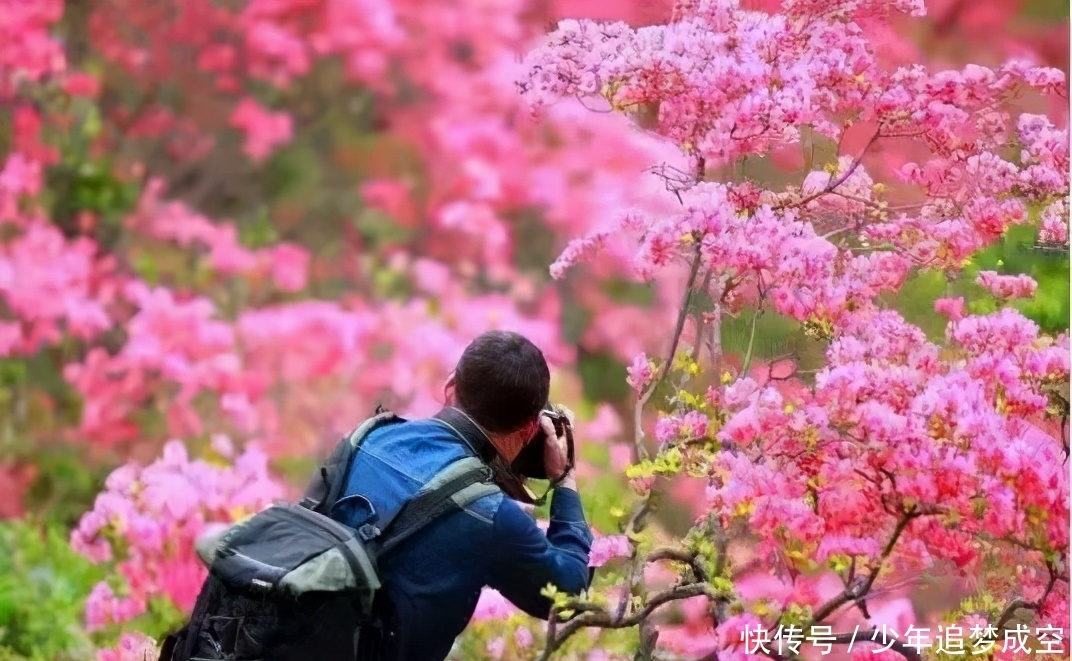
(160, 410), (499, 661)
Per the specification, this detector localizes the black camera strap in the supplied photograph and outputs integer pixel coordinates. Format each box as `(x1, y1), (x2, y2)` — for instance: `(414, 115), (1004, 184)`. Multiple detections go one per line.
(430, 407), (500, 465)
(430, 406), (576, 507)
(432, 406), (554, 504)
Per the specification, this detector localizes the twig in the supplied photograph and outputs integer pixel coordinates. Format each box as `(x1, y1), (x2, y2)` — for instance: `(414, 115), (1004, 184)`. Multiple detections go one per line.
(820, 225), (858, 240)
(806, 511), (917, 625)
(708, 273), (729, 380)
(542, 546), (711, 658)
(690, 268), (713, 364)
(648, 546), (709, 583)
(993, 563), (1060, 632)
(633, 240), (705, 462)
(614, 496), (656, 621)
(739, 308), (761, 377)
(537, 583), (722, 661)
(778, 132), (880, 211)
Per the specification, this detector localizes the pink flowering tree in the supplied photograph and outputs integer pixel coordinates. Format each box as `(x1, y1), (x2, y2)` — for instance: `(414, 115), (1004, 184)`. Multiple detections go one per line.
(1, 0), (1068, 659)
(471, 0), (1070, 659)
(2, 0), (682, 655)
(0, 0), (687, 471)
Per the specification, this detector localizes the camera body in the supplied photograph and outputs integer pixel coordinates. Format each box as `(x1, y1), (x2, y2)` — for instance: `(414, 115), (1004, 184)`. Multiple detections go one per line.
(510, 402), (575, 481)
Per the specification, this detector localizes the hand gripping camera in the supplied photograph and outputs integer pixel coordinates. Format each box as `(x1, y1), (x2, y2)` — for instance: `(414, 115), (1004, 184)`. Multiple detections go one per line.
(494, 403), (576, 505)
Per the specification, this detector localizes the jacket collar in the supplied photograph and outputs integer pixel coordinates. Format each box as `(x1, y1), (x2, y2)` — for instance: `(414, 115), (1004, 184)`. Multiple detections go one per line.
(430, 406), (500, 465)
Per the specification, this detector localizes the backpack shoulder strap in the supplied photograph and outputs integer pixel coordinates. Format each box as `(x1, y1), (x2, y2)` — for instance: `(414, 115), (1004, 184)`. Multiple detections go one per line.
(371, 456), (499, 557)
(300, 410), (403, 515)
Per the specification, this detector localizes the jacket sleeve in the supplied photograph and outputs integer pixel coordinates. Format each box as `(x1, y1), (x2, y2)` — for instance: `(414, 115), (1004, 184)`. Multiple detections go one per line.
(485, 486), (594, 619)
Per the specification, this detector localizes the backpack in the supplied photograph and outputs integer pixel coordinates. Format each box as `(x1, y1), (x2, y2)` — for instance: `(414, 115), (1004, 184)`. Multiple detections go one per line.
(158, 410), (498, 661)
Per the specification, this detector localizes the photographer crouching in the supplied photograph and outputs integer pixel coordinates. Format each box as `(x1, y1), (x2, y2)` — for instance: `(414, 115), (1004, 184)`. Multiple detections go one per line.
(347, 329), (594, 660)
(166, 329), (594, 661)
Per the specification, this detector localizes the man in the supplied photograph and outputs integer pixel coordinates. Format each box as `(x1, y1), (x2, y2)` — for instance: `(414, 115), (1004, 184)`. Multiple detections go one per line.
(330, 329), (594, 660)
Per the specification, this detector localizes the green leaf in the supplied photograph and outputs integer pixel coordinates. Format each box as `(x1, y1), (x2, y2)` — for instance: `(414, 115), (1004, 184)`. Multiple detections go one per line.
(0, 518), (108, 660)
(576, 349), (630, 403)
(602, 278), (655, 306)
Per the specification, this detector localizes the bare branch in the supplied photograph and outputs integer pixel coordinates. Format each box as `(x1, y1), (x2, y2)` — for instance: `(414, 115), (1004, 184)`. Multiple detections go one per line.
(777, 131), (880, 211)
(739, 307), (762, 377)
(538, 583), (723, 661)
(633, 240), (705, 462)
(807, 511), (918, 625)
(994, 563), (1060, 632)
(648, 546), (709, 583)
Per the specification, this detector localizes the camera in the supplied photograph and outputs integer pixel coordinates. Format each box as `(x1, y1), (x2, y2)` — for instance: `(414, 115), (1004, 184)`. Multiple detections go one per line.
(509, 403), (575, 481)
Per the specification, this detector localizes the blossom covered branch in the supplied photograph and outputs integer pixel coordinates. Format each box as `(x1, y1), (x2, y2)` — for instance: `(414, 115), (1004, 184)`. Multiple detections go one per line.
(1, 0), (1068, 659)
(516, 0), (1070, 658)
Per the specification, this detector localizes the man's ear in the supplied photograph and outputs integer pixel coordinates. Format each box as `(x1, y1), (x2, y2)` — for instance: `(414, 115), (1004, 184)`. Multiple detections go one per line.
(443, 372), (456, 403)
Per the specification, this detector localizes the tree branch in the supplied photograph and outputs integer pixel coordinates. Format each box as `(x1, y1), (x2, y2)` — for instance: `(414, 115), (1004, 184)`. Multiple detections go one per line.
(648, 546), (709, 583)
(613, 493), (656, 621)
(690, 268), (714, 364)
(993, 563), (1060, 632)
(807, 511), (917, 625)
(538, 583), (723, 661)
(633, 240), (705, 462)
(739, 307), (761, 377)
(778, 131), (879, 211)
(553, 155), (713, 661)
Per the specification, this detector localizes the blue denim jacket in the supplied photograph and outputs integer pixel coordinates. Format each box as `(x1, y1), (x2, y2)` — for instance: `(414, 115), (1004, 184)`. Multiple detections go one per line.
(329, 416), (594, 661)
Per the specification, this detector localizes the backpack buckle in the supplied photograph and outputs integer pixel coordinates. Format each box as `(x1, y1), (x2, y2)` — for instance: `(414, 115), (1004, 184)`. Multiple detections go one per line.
(357, 523), (381, 542)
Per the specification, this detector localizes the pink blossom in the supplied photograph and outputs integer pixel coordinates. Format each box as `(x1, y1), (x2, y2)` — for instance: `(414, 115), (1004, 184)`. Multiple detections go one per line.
(268, 244), (310, 292)
(412, 259), (452, 295)
(63, 72), (101, 97)
(575, 404), (623, 444)
(514, 627), (534, 649)
(470, 588), (519, 622)
(360, 179), (417, 227)
(72, 440), (286, 627)
(0, 153), (43, 221)
(0, 0), (66, 99)
(1038, 199), (1069, 245)
(96, 632), (159, 661)
(655, 410), (709, 446)
(590, 534), (631, 567)
(242, 20), (311, 86)
(934, 296), (966, 321)
(0, 220), (115, 354)
(626, 352), (655, 392)
(229, 97), (294, 162)
(714, 614), (768, 660)
(550, 231), (611, 279)
(976, 270), (1037, 300)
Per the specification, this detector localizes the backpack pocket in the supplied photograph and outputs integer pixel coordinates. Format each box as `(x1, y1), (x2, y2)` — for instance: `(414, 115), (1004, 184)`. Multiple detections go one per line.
(207, 502), (381, 614)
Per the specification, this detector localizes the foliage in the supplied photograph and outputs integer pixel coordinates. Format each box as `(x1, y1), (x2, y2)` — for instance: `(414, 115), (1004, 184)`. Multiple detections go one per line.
(0, 0), (1068, 660)
(69, 439), (286, 639)
(0, 518), (104, 661)
(510, 0), (1071, 657)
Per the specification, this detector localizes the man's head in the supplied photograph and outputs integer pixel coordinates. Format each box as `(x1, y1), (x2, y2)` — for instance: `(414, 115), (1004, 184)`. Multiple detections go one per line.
(445, 330), (550, 461)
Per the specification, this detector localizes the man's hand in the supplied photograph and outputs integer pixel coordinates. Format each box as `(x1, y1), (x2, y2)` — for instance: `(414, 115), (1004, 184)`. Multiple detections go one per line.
(540, 414), (576, 490)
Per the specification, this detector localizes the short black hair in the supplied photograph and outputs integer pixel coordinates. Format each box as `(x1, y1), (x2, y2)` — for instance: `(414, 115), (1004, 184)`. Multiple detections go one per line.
(454, 330), (550, 433)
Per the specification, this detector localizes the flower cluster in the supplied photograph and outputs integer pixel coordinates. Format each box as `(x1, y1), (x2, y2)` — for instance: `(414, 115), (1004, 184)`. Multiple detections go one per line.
(70, 439), (286, 629)
(520, 1), (1069, 659)
(0, 0), (1067, 659)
